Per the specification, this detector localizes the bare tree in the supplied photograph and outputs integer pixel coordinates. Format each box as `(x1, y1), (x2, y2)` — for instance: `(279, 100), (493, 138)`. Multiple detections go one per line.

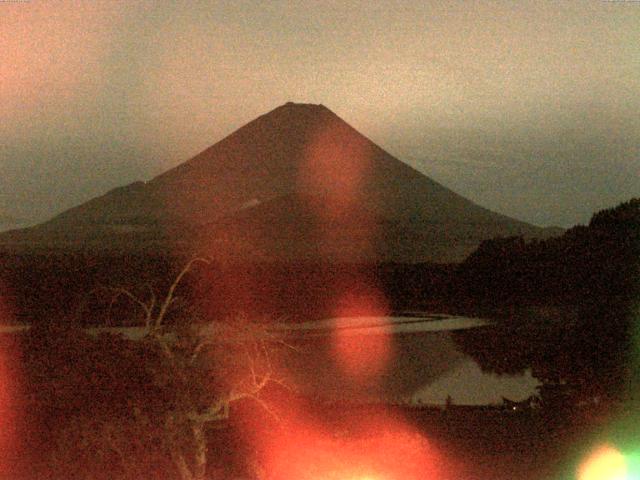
(90, 257), (291, 480)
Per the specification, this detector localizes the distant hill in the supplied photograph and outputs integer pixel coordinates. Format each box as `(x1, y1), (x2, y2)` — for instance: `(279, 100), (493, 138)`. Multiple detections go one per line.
(0, 103), (558, 262)
(0, 215), (28, 232)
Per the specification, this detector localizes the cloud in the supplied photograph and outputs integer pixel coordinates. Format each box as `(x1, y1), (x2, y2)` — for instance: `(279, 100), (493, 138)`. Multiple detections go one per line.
(0, 1), (638, 228)
(0, 2), (130, 140)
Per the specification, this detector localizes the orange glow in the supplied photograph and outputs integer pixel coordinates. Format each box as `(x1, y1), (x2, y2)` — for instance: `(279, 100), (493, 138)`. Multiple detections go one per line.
(254, 412), (450, 480)
(579, 445), (628, 480)
(0, 2), (122, 131)
(0, 290), (20, 476)
(298, 117), (373, 216)
(330, 282), (392, 381)
(331, 327), (392, 381)
(0, 351), (14, 475)
(234, 366), (453, 478)
(296, 115), (378, 261)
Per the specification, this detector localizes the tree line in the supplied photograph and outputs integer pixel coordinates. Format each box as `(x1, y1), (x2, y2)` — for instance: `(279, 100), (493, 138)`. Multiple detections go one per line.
(453, 198), (640, 402)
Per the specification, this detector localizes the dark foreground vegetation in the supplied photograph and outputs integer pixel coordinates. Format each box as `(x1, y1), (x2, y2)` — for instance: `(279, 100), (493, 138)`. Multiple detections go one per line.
(3, 322), (621, 480)
(0, 198), (638, 479)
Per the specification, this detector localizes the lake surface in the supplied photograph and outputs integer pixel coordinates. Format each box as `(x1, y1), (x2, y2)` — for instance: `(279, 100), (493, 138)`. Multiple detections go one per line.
(0, 314), (540, 406)
(271, 315), (540, 406)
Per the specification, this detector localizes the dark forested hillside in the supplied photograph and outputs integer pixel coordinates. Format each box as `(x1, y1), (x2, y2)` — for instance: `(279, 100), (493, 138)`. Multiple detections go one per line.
(456, 198), (639, 309)
(454, 198), (640, 399)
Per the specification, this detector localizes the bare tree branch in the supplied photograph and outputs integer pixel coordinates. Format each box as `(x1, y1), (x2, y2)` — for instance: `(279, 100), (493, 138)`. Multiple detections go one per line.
(91, 256), (292, 480)
(154, 257), (210, 330)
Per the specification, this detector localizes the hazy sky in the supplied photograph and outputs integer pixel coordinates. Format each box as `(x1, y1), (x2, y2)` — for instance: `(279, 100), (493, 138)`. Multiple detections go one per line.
(1, 1), (638, 228)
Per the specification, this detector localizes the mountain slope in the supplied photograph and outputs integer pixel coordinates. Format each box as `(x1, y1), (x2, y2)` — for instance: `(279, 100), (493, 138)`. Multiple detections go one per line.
(0, 103), (553, 262)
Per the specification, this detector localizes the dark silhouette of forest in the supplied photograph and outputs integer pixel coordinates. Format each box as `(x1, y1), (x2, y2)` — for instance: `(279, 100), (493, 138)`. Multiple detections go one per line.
(0, 253), (454, 326)
(453, 198), (640, 402)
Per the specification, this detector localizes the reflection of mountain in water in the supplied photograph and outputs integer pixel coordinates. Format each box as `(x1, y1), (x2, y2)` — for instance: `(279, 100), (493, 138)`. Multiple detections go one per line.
(0, 315), (538, 406)
(0, 103), (553, 262)
(277, 316), (540, 406)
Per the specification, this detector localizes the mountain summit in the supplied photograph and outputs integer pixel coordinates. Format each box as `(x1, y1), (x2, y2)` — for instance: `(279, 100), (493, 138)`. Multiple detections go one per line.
(1, 103), (550, 262)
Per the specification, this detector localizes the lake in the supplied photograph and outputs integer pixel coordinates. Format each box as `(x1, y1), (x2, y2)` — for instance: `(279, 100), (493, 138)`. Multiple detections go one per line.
(0, 314), (540, 407)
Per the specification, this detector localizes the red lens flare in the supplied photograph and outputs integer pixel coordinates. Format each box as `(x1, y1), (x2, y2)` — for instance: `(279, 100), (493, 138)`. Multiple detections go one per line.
(254, 411), (450, 480)
(297, 117), (373, 218)
(0, 289), (21, 477)
(330, 282), (392, 382)
(296, 115), (378, 262)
